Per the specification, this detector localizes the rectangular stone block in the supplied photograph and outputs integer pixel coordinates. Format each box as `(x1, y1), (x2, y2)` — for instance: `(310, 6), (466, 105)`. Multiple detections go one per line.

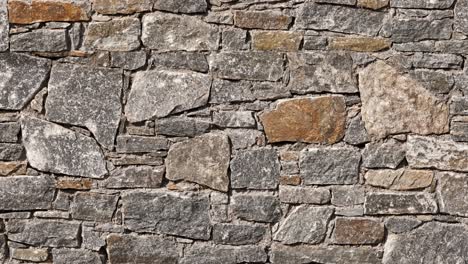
(71, 192), (119, 222)
(10, 29), (68, 52)
(333, 218), (385, 245)
(279, 186), (330, 204)
(0, 122), (20, 143)
(231, 193), (281, 223)
(7, 220), (81, 247)
(0, 176), (55, 211)
(0, 0), (7, 51)
(116, 135), (169, 153)
(364, 193), (438, 215)
(234, 11), (292, 30)
(8, 0), (91, 24)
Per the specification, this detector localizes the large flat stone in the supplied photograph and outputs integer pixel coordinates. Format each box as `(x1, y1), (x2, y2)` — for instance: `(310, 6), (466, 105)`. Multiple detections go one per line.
(46, 63), (122, 149)
(7, 220), (81, 247)
(103, 166), (164, 189)
(391, 18), (452, 43)
(365, 169), (434, 190)
(10, 29), (68, 52)
(362, 139), (406, 169)
(0, 176), (54, 211)
(0, 0), (8, 51)
(234, 11), (292, 29)
(0, 53), (50, 110)
(154, 0), (207, 14)
(84, 18), (141, 51)
(333, 218), (384, 245)
(279, 186), (331, 204)
(122, 190), (211, 240)
(125, 69), (211, 122)
(391, 0), (455, 8)
(93, 0), (153, 14)
(364, 192), (438, 215)
(8, 0), (91, 24)
(231, 193), (281, 223)
(213, 223), (267, 245)
(166, 133), (230, 192)
(358, 60), (449, 139)
(21, 117), (107, 178)
(181, 243), (267, 264)
(438, 172), (468, 217)
(260, 96), (346, 144)
(52, 249), (101, 264)
(71, 192), (119, 222)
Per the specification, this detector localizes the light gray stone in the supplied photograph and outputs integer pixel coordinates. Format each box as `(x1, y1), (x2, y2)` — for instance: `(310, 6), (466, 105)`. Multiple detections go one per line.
(21, 117), (107, 178)
(103, 166), (164, 189)
(230, 148), (280, 190)
(232, 193), (281, 223)
(122, 190), (212, 240)
(7, 220), (81, 247)
(10, 29), (68, 52)
(391, 0), (455, 9)
(391, 18), (452, 43)
(126, 69), (211, 122)
(385, 217), (422, 234)
(0, 122), (20, 143)
(0, 235), (4, 262)
(166, 133), (230, 192)
(154, 0), (207, 13)
(181, 243), (267, 264)
(222, 28), (248, 50)
(364, 193), (438, 215)
(84, 18), (141, 51)
(252, 82), (290, 100)
(111, 51), (147, 70)
(11, 248), (49, 262)
(52, 248), (101, 264)
(279, 186), (330, 204)
(82, 226), (105, 251)
(451, 116), (468, 142)
(456, 0), (468, 35)
(300, 148), (361, 185)
(0, 0), (7, 51)
(412, 53), (463, 69)
(362, 139), (406, 169)
(46, 63), (122, 149)
(71, 192), (119, 222)
(210, 79), (255, 103)
(225, 129), (264, 150)
(142, 12), (218, 51)
(0, 143), (23, 161)
(151, 52), (209, 73)
(437, 172), (468, 217)
(116, 135), (168, 153)
(213, 111), (256, 128)
(0, 53), (50, 110)
(0, 176), (54, 211)
(155, 117), (210, 137)
(316, 0), (356, 4)
(213, 223), (267, 245)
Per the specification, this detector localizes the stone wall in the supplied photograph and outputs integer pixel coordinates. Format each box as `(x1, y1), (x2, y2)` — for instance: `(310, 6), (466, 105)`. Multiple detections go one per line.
(0, 0), (468, 263)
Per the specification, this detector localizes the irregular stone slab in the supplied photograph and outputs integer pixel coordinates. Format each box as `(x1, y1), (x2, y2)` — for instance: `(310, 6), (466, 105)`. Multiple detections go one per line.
(391, 0), (455, 8)
(297, 3), (386, 36)
(154, 0), (207, 13)
(0, 1), (7, 51)
(365, 169), (434, 190)
(122, 190), (211, 240)
(316, 0), (356, 4)
(358, 60), (449, 139)
(410, 70), (454, 94)
(385, 217), (422, 234)
(391, 18), (452, 43)
(94, 0), (152, 14)
(209, 52), (284, 81)
(0, 176), (54, 211)
(166, 133), (230, 192)
(181, 244), (267, 264)
(71, 192), (119, 222)
(151, 52), (209, 73)
(344, 114), (370, 145)
(364, 193), (438, 215)
(213, 224), (267, 245)
(8, 0), (91, 24)
(383, 222), (468, 263)
(46, 63), (122, 149)
(210, 79), (255, 103)
(0, 143), (23, 161)
(10, 29), (68, 52)
(0, 123), (20, 143)
(21, 117), (107, 178)
(279, 186), (330, 204)
(271, 244), (383, 264)
(438, 172), (468, 217)
(142, 12), (218, 51)
(52, 248), (101, 264)
(329, 37), (391, 52)
(288, 52), (357, 94)
(260, 96), (346, 144)
(333, 218), (384, 245)
(103, 166), (164, 189)
(155, 117), (210, 137)
(451, 96), (468, 115)
(300, 147), (361, 185)
(11, 248), (49, 262)
(213, 111), (256, 128)
(234, 11), (292, 30)
(275, 206), (333, 244)
(116, 135), (168, 153)
(0, 53), (50, 110)
(456, 0), (468, 35)
(84, 18), (141, 51)
(362, 139), (406, 169)
(7, 220), (80, 247)
(56, 177), (92, 190)
(230, 148), (280, 190)
(111, 51), (147, 70)
(126, 69), (211, 122)
(252, 31), (302, 51)
(406, 136), (468, 172)
(232, 193), (281, 223)
(0, 161), (27, 176)
(225, 128), (264, 150)
(358, 0), (389, 9)
(222, 28), (248, 50)
(412, 53), (463, 70)
(107, 234), (178, 264)
(331, 186), (365, 207)
(451, 116), (468, 142)
(252, 82), (291, 100)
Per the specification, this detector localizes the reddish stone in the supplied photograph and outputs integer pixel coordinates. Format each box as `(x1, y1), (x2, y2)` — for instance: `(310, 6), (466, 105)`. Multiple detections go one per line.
(333, 218), (385, 245)
(8, 0), (90, 24)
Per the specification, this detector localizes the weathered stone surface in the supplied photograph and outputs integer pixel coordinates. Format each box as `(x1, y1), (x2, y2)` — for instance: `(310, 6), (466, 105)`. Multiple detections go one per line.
(56, 177), (93, 190)
(126, 69), (211, 122)
(7, 220), (80, 247)
(364, 193), (438, 215)
(0, 161), (27, 176)
(111, 51), (146, 70)
(107, 234), (178, 264)
(437, 172), (468, 217)
(52, 248), (101, 264)
(116, 135), (168, 153)
(155, 117), (210, 137)
(230, 148), (280, 190)
(225, 129), (264, 150)
(21, 117), (107, 178)
(181, 243), (267, 264)
(385, 217), (422, 234)
(365, 169), (434, 190)
(11, 28), (68, 52)
(412, 53), (463, 70)
(154, 0), (207, 13)
(300, 147), (361, 185)
(451, 96), (468, 115)
(0, 176), (54, 211)
(344, 114), (370, 145)
(391, 0), (455, 8)
(359, 60), (449, 139)
(358, 0), (389, 9)
(451, 116), (468, 142)
(316, 0), (356, 4)
(406, 136), (468, 172)
(71, 192), (118, 222)
(260, 96), (346, 144)
(279, 186), (330, 204)
(209, 52), (284, 81)
(0, 1), (7, 51)
(0, 53), (50, 110)
(331, 186), (365, 207)
(142, 12), (218, 51)
(0, 122), (20, 143)
(213, 224), (267, 245)
(297, 3), (386, 36)
(275, 206), (333, 244)
(222, 28), (248, 50)
(329, 37), (391, 52)
(84, 18), (141, 51)
(383, 222), (468, 263)
(271, 244), (383, 264)
(362, 139), (406, 169)
(234, 11), (292, 30)
(11, 248), (49, 262)
(288, 52), (357, 94)
(333, 218), (384, 245)
(122, 190), (211, 240)
(410, 70), (454, 94)
(0, 143), (22, 161)
(94, 0), (152, 14)
(46, 63), (122, 149)
(252, 31), (302, 51)
(210, 79), (255, 103)
(0, 235), (5, 261)
(8, 0), (91, 24)
(253, 82), (291, 101)
(456, 0), (468, 34)
(151, 52), (209, 73)
(213, 111), (256, 128)
(166, 133), (230, 192)
(232, 193), (281, 223)
(103, 166), (164, 189)
(107, 153), (163, 166)
(391, 18), (452, 43)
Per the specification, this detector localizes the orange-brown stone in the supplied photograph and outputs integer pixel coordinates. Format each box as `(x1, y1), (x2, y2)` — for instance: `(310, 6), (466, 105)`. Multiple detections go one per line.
(8, 0), (90, 24)
(234, 11), (292, 30)
(279, 175), (302, 186)
(357, 0), (389, 9)
(56, 178), (93, 190)
(0, 161), (27, 176)
(333, 218), (385, 245)
(252, 31), (303, 51)
(260, 96), (346, 144)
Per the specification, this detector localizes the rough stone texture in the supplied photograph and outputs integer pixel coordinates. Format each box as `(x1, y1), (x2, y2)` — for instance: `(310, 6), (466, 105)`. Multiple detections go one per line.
(166, 133), (230, 192)
(391, 0), (455, 8)
(234, 11), (292, 30)
(456, 0), (468, 34)
(7, 220), (81, 247)
(181, 243), (267, 264)
(0, 161), (27, 176)
(8, 0), (91, 24)
(344, 114), (370, 145)
(365, 169), (434, 190)
(154, 0), (207, 14)
(329, 37), (391, 52)
(0, 0), (7, 51)
(362, 139), (406, 169)
(52, 248), (102, 264)
(0, 176), (54, 211)
(46, 63), (122, 149)
(260, 96), (346, 144)
(155, 117), (210, 137)
(0, 143), (22, 161)
(126, 69), (211, 122)
(10, 29), (68, 52)
(252, 31), (302, 51)
(437, 172), (468, 217)
(385, 217), (422, 234)
(111, 51), (146, 70)
(364, 193), (438, 215)
(213, 111), (256, 128)
(151, 52), (209, 73)
(451, 116), (468, 142)
(359, 60), (449, 139)
(391, 18), (452, 43)
(84, 18), (141, 51)
(358, 0), (389, 9)
(0, 53), (50, 110)
(71, 192), (119, 222)
(213, 223), (267, 245)
(116, 135), (168, 153)
(103, 166), (164, 188)
(230, 148), (280, 190)
(333, 218), (384, 245)
(279, 186), (331, 204)
(232, 193), (281, 223)
(11, 248), (49, 262)
(93, 0), (153, 14)
(0, 122), (20, 143)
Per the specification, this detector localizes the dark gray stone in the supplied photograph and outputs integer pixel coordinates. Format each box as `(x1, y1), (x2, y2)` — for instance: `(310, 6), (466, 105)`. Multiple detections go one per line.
(52, 248), (102, 264)
(316, 0), (356, 4)
(0, 143), (23, 161)
(438, 172), (468, 217)
(225, 129), (264, 150)
(0, 53), (50, 110)
(122, 190), (212, 240)
(391, 18), (452, 43)
(116, 135), (168, 153)
(126, 69), (211, 122)
(451, 117), (468, 142)
(384, 217), (422, 234)
(111, 51), (147, 70)
(362, 139), (406, 169)
(210, 79), (255, 103)
(451, 96), (468, 115)
(222, 28), (248, 50)
(82, 226), (105, 251)
(213, 111), (256, 128)
(0, 176), (54, 211)
(0, 0), (7, 51)
(0, 235), (5, 262)
(7, 220), (81, 247)
(344, 114), (370, 145)
(391, 0), (455, 8)
(103, 166), (164, 189)
(279, 186), (330, 204)
(46, 63), (122, 149)
(364, 193), (438, 215)
(21, 117), (107, 178)
(230, 148), (280, 190)
(410, 70), (454, 94)
(181, 244), (267, 264)
(213, 224), (267, 245)
(151, 52), (209, 73)
(231, 193), (281, 223)
(83, 18), (141, 51)
(155, 117), (210, 137)
(154, 0), (207, 13)
(412, 53), (463, 69)
(0, 122), (20, 143)
(300, 148), (361, 185)
(71, 192), (119, 222)
(252, 82), (291, 100)
(10, 29), (68, 52)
